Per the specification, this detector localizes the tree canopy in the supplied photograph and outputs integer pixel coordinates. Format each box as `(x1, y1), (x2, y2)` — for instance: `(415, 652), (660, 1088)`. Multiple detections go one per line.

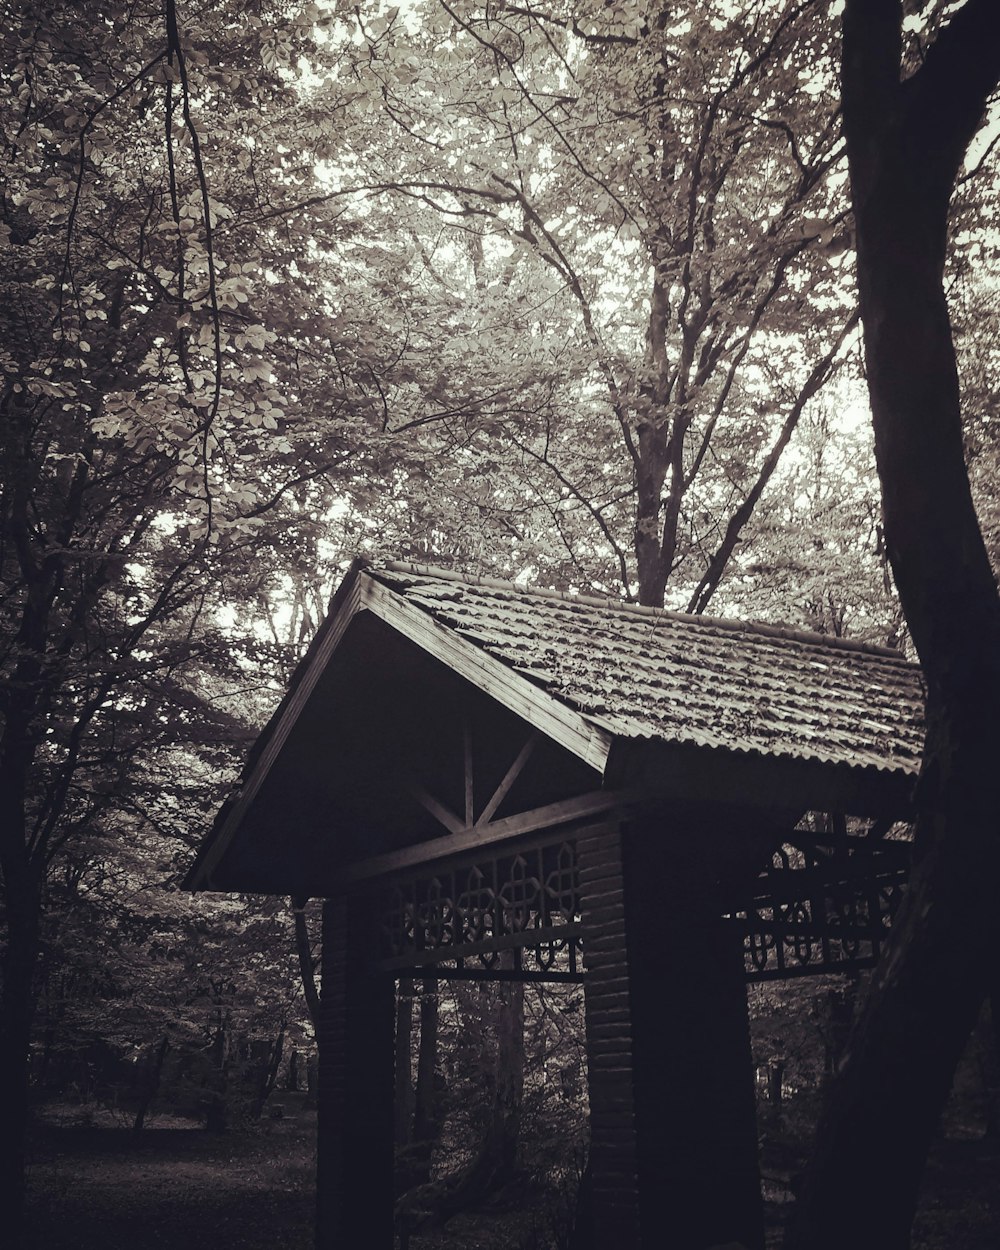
(4, 1), (1000, 1245)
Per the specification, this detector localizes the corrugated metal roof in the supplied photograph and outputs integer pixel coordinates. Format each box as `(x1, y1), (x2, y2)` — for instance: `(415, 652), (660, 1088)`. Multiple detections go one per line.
(369, 561), (926, 776)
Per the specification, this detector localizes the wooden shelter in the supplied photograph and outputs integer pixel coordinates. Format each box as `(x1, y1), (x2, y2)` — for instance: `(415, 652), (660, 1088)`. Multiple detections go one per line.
(186, 558), (926, 1250)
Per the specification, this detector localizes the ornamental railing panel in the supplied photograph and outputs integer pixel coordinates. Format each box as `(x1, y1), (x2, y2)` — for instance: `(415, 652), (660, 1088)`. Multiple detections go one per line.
(729, 830), (911, 982)
(374, 839), (583, 981)
(370, 820), (912, 984)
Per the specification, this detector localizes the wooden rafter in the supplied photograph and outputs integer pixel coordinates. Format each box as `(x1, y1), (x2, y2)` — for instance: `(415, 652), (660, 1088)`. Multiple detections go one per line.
(408, 785), (464, 835)
(410, 726), (539, 837)
(343, 789), (636, 883)
(476, 732), (539, 828)
(464, 719), (474, 826)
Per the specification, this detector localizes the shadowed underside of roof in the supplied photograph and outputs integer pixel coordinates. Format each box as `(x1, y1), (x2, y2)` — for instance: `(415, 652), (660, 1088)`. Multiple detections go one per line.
(368, 561), (926, 777)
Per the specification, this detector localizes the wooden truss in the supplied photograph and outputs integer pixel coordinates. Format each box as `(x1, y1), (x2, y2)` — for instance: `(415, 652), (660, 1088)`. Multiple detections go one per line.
(359, 723), (605, 981)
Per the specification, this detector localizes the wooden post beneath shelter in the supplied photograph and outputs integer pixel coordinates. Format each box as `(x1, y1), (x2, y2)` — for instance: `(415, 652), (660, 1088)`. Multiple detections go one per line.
(577, 822), (644, 1247)
(317, 896), (396, 1249)
(578, 818), (764, 1250)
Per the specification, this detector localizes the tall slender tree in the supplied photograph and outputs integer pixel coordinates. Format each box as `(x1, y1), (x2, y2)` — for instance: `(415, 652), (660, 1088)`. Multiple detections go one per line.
(0, 3), (398, 1236)
(787, 4), (1000, 1245)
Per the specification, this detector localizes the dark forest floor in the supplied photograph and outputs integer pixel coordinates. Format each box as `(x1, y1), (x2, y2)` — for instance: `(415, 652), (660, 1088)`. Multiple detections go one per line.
(24, 1108), (316, 1250)
(22, 1097), (1000, 1249)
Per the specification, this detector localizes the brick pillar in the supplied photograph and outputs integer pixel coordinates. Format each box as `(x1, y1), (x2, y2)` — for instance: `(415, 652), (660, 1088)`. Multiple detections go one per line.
(578, 819), (764, 1250)
(317, 895), (396, 1249)
(577, 823), (643, 1248)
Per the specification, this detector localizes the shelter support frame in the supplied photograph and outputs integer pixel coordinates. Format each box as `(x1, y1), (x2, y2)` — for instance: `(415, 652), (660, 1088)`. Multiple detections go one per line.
(314, 807), (910, 1250)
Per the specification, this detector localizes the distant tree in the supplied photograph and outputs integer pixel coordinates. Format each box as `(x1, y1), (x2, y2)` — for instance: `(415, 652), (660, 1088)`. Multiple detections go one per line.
(326, 0), (859, 607)
(0, 2), (403, 1236)
(786, 4), (1000, 1246)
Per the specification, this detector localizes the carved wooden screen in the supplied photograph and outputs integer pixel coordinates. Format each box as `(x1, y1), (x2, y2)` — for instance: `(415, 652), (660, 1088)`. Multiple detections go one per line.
(375, 837), (583, 981)
(369, 818), (912, 984)
(727, 822), (912, 981)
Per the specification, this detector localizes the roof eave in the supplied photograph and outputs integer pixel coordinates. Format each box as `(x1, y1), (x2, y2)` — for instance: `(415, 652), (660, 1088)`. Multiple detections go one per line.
(605, 736), (917, 822)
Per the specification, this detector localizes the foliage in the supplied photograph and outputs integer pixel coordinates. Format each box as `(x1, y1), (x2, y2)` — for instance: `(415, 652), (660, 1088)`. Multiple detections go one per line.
(721, 400), (904, 646)
(395, 977), (588, 1238)
(1, 2), (397, 1231)
(301, 0), (862, 606)
(4, 1), (1000, 1244)
(36, 810), (314, 1127)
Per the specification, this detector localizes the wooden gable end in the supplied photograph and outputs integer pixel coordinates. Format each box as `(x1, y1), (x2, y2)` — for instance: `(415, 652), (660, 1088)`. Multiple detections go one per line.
(186, 568), (609, 894)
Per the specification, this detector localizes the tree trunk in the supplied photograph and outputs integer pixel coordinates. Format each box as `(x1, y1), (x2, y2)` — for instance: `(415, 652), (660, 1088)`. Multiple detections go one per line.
(787, 5), (1000, 1246)
(490, 977), (525, 1181)
(305, 1053), (319, 1108)
(292, 898), (321, 1027)
(766, 1060), (785, 1110)
(442, 977), (525, 1211)
(204, 1016), (230, 1133)
(410, 980), (440, 1186)
(824, 976), (861, 1076)
(252, 1023), (285, 1119)
(401, 977), (525, 1228)
(133, 1035), (170, 1133)
(286, 1047), (300, 1092)
(394, 980), (415, 1149)
(0, 863), (42, 1249)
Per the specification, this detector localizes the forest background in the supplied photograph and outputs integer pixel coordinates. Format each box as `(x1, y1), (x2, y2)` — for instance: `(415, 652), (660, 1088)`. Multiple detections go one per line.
(2, 1), (1000, 1247)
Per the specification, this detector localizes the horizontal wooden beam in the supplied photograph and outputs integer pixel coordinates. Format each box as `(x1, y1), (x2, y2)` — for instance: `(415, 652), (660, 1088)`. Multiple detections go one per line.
(384, 966), (586, 984)
(343, 789), (635, 884)
(376, 922), (583, 971)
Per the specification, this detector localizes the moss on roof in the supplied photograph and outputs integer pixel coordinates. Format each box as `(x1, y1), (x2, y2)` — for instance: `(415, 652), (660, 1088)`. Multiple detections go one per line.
(370, 561), (925, 776)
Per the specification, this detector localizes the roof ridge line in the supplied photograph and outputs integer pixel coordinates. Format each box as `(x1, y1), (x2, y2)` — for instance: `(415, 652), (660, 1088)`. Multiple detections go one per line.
(370, 559), (912, 664)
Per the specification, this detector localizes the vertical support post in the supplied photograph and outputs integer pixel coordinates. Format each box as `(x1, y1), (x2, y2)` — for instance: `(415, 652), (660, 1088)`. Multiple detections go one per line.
(577, 823), (643, 1248)
(464, 719), (475, 826)
(316, 895), (396, 1249)
(627, 826), (764, 1250)
(578, 818), (765, 1250)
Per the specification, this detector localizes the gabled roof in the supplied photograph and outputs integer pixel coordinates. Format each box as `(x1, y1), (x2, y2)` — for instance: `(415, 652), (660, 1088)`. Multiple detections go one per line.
(186, 558), (926, 892)
(370, 561), (925, 775)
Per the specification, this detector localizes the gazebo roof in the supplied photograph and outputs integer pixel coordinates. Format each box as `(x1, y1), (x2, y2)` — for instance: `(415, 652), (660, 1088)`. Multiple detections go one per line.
(186, 559), (925, 893)
(372, 561), (924, 775)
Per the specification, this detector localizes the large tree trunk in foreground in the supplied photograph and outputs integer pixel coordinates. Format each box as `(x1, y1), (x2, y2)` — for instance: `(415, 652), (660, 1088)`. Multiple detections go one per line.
(0, 852), (43, 1250)
(787, 4), (1000, 1246)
